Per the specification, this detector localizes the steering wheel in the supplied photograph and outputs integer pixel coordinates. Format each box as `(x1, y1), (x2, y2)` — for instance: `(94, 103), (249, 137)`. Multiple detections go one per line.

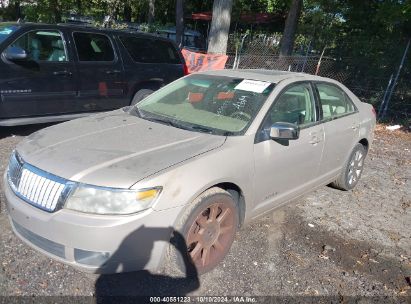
(230, 111), (251, 121)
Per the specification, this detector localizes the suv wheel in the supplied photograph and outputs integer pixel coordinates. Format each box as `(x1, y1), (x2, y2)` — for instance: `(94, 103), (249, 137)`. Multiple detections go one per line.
(131, 89), (154, 106)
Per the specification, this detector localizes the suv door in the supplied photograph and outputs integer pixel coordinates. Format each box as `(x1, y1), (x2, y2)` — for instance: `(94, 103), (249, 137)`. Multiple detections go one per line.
(0, 28), (76, 118)
(118, 35), (185, 100)
(252, 82), (324, 216)
(314, 82), (360, 179)
(71, 31), (125, 111)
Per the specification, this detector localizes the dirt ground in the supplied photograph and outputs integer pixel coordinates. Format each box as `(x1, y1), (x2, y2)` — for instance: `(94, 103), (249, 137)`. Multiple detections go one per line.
(0, 123), (410, 302)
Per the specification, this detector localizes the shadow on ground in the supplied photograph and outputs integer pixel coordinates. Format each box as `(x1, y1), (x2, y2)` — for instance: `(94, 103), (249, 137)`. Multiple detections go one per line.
(94, 227), (200, 302)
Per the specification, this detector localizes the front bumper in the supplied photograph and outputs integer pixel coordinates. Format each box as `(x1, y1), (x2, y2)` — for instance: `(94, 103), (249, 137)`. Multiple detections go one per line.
(3, 173), (183, 274)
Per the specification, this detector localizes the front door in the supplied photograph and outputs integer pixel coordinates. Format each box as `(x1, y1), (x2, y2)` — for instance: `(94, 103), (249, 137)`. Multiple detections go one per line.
(252, 82), (324, 216)
(0, 29), (77, 118)
(71, 31), (125, 112)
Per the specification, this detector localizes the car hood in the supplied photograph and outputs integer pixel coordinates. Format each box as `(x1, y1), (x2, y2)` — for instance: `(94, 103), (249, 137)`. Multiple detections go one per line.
(16, 110), (226, 188)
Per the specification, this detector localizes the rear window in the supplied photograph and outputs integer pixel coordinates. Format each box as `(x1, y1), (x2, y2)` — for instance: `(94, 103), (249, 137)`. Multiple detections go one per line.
(120, 36), (181, 64)
(316, 83), (355, 119)
(73, 32), (114, 62)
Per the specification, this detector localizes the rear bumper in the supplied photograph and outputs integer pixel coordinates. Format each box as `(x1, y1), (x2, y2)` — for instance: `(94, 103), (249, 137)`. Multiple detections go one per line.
(3, 172), (183, 274)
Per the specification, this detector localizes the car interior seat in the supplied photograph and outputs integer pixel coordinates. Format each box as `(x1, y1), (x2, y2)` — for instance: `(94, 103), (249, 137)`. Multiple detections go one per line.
(271, 93), (303, 125)
(48, 39), (66, 61)
(30, 38), (41, 61)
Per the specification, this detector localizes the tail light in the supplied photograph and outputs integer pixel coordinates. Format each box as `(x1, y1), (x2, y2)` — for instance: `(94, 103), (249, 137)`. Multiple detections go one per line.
(183, 62), (189, 75)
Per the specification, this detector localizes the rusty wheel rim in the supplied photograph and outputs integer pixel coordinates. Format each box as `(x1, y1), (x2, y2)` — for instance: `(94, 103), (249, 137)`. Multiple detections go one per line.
(186, 202), (236, 272)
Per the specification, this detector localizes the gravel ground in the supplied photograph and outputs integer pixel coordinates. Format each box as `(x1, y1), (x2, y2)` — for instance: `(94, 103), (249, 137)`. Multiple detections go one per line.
(0, 123), (410, 302)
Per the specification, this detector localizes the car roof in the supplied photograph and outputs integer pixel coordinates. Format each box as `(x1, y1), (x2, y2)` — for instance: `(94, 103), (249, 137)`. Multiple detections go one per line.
(1, 22), (168, 41)
(200, 69), (333, 84)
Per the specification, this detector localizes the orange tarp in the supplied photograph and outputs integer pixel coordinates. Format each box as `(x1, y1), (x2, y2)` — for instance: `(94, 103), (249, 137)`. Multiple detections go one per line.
(182, 48), (228, 73)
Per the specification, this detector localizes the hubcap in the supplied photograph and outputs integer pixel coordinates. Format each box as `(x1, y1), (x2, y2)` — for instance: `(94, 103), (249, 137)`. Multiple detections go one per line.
(347, 150), (364, 185)
(186, 202), (236, 272)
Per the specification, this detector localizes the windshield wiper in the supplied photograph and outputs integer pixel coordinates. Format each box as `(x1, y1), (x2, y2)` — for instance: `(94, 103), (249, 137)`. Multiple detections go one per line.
(128, 106), (141, 118)
(144, 116), (188, 130)
(143, 116), (231, 136)
(187, 125), (214, 134)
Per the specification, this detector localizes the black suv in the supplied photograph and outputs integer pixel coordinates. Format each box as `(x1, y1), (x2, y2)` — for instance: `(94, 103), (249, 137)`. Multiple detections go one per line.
(0, 22), (188, 126)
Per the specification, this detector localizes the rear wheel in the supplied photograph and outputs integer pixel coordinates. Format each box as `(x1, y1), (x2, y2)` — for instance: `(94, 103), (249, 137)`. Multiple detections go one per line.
(165, 187), (239, 275)
(131, 89), (154, 106)
(331, 143), (367, 190)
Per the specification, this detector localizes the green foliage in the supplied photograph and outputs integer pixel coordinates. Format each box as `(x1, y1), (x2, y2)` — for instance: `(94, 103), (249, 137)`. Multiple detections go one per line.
(299, 0), (410, 89)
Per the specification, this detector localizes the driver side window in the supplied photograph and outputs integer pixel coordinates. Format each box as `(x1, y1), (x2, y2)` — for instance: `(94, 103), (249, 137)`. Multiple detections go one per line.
(269, 83), (316, 127)
(8, 30), (67, 62)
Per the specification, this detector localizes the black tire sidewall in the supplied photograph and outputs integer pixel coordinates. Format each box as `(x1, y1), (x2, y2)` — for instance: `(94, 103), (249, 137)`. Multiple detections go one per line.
(131, 89), (154, 106)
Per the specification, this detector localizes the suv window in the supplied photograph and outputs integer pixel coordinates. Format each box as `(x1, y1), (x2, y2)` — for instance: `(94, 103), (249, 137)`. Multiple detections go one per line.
(268, 83), (316, 127)
(73, 32), (114, 62)
(316, 83), (355, 119)
(8, 30), (67, 62)
(120, 36), (181, 64)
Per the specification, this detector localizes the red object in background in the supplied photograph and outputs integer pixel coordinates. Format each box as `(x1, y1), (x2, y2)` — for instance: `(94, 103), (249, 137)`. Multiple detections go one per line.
(181, 49), (228, 73)
(188, 92), (204, 103)
(183, 61), (190, 75)
(190, 11), (276, 24)
(191, 12), (212, 21)
(216, 92), (235, 100)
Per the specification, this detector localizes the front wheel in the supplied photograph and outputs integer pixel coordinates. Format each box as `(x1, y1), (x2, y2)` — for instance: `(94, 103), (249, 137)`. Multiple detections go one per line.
(331, 143), (367, 190)
(165, 187), (239, 275)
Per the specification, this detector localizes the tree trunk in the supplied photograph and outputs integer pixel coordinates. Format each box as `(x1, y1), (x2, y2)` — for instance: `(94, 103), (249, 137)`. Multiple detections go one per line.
(14, 1), (22, 20)
(148, 0), (155, 24)
(207, 0), (233, 55)
(124, 2), (132, 22)
(279, 0), (303, 56)
(50, 0), (61, 23)
(175, 0), (184, 47)
(76, 0), (82, 13)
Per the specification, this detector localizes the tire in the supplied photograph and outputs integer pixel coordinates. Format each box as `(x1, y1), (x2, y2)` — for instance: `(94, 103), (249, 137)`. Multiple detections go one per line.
(130, 89), (154, 106)
(163, 187), (239, 275)
(331, 143), (367, 191)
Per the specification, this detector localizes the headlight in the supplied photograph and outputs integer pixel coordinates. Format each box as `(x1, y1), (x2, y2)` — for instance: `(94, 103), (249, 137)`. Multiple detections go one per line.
(64, 185), (162, 215)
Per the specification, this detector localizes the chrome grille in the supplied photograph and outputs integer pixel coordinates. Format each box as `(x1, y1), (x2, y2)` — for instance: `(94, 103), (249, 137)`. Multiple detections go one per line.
(7, 151), (70, 212)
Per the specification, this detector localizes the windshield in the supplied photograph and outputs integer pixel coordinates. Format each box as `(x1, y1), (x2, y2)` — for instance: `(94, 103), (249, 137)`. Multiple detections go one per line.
(0, 24), (20, 44)
(135, 75), (275, 135)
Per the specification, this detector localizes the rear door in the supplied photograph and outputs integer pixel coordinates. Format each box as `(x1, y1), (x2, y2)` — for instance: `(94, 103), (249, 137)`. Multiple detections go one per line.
(0, 28), (77, 118)
(314, 82), (360, 180)
(118, 35), (184, 96)
(71, 31), (125, 112)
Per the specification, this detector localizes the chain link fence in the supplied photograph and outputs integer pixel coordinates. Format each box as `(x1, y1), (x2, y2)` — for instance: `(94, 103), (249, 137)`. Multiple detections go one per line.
(224, 34), (410, 124)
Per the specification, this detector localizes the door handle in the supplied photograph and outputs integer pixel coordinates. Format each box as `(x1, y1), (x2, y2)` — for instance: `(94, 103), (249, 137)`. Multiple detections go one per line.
(309, 137), (321, 145)
(105, 69), (121, 75)
(309, 132), (322, 145)
(351, 124), (359, 130)
(53, 70), (72, 76)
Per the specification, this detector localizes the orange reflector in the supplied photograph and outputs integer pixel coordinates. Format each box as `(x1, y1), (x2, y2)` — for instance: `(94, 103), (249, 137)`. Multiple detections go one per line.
(136, 189), (158, 201)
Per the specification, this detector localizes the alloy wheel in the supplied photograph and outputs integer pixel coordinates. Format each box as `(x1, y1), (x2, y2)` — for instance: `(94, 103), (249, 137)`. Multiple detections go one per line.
(185, 202), (236, 273)
(347, 150), (364, 185)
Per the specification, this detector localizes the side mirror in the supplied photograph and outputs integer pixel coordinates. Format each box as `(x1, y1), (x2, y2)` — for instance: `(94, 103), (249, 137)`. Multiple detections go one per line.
(4, 46), (28, 61)
(270, 122), (299, 140)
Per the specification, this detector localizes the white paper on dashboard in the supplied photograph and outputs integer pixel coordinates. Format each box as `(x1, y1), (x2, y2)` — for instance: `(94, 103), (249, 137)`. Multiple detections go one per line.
(234, 79), (271, 93)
